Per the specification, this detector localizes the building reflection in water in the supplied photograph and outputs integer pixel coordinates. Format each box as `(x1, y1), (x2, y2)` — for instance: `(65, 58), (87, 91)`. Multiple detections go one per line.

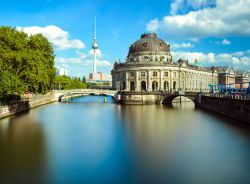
(118, 102), (250, 183)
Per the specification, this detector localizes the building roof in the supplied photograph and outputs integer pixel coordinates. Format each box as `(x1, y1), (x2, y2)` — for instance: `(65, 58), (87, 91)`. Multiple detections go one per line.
(128, 33), (170, 55)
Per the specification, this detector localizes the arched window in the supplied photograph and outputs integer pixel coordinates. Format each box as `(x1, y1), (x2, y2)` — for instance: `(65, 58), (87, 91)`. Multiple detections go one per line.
(160, 56), (165, 61)
(152, 81), (158, 91)
(141, 81), (146, 91)
(173, 81), (176, 91)
(130, 81), (135, 91)
(164, 81), (169, 91)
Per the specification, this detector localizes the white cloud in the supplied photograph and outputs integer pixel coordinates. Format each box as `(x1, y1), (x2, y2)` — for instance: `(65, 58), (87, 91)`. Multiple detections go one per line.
(170, 0), (215, 15)
(56, 57), (82, 64)
(88, 49), (102, 57)
(96, 60), (112, 67)
(56, 49), (112, 68)
(146, 19), (159, 33)
(222, 39), (231, 45)
(216, 39), (231, 45)
(170, 0), (184, 15)
(172, 50), (250, 69)
(147, 0), (250, 40)
(171, 42), (194, 49)
(17, 25), (85, 50)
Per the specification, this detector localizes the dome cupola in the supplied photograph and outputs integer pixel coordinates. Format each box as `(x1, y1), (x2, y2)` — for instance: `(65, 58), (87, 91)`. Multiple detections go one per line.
(127, 33), (172, 64)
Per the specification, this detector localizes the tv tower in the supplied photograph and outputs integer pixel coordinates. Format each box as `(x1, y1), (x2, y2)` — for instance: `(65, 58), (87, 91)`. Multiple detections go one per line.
(92, 16), (98, 74)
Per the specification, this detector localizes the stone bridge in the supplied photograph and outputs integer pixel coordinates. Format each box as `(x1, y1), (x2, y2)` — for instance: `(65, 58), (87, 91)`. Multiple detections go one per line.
(118, 91), (202, 104)
(53, 89), (118, 102)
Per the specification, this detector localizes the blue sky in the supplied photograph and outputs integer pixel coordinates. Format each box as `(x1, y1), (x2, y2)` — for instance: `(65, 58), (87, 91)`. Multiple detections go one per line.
(0, 0), (250, 77)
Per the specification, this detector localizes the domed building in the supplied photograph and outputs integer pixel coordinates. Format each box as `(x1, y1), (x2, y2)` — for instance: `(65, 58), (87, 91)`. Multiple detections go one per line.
(111, 33), (218, 104)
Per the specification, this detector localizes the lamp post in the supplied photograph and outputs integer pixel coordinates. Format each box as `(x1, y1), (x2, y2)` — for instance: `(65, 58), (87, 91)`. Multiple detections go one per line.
(211, 66), (215, 93)
(178, 59), (182, 104)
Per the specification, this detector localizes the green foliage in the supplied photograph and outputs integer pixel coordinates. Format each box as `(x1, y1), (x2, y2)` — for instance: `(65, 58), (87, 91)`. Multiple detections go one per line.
(0, 26), (56, 98)
(82, 76), (86, 83)
(55, 75), (87, 90)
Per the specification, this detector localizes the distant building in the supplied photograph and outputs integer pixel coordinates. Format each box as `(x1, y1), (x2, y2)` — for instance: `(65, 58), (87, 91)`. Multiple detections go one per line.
(235, 70), (249, 88)
(215, 66), (249, 89)
(215, 66), (236, 88)
(57, 68), (68, 76)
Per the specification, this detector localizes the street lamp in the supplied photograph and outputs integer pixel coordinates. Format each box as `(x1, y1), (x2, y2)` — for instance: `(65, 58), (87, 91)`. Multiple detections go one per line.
(211, 66), (215, 93)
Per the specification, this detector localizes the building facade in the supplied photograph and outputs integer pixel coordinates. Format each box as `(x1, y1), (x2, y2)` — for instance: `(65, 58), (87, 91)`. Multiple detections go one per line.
(112, 33), (218, 93)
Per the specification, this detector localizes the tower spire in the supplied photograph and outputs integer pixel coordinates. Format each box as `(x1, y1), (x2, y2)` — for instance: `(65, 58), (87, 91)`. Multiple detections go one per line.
(92, 16), (98, 74)
(94, 16), (96, 40)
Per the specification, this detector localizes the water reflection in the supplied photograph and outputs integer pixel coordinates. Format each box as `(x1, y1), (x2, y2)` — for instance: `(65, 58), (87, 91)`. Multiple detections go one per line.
(0, 96), (250, 184)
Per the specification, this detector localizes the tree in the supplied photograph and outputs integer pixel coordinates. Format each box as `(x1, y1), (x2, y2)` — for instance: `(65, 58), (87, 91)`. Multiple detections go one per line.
(55, 75), (87, 90)
(0, 26), (56, 98)
(82, 76), (86, 83)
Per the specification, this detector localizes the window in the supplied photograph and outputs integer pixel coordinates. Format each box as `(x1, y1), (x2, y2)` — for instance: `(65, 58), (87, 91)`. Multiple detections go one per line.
(164, 72), (168, 77)
(130, 81), (135, 91)
(164, 81), (169, 91)
(130, 72), (135, 77)
(173, 81), (176, 90)
(141, 72), (146, 77)
(153, 71), (157, 77)
(152, 81), (158, 91)
(173, 72), (176, 77)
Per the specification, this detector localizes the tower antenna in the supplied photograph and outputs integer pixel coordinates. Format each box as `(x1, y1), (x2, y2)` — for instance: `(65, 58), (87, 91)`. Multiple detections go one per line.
(92, 16), (98, 73)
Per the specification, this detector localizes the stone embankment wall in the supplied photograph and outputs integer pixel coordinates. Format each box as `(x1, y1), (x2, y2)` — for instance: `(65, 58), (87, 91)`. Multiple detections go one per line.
(0, 95), (55, 119)
(195, 96), (250, 123)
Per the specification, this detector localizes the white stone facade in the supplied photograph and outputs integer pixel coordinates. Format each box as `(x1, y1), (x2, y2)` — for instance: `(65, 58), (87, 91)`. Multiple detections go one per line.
(112, 64), (218, 92)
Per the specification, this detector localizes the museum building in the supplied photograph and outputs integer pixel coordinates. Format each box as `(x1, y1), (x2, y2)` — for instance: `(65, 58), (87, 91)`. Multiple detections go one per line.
(111, 33), (218, 93)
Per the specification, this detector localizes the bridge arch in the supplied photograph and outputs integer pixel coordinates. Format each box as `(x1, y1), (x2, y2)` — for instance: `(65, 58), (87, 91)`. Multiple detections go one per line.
(55, 89), (118, 102)
(161, 93), (198, 104)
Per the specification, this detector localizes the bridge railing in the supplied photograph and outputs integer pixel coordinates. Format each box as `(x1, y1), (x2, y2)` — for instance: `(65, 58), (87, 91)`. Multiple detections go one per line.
(205, 93), (250, 100)
(53, 89), (117, 94)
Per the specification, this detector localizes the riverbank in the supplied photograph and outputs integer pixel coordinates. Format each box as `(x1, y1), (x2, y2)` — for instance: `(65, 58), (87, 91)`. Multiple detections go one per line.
(196, 95), (250, 123)
(0, 93), (56, 119)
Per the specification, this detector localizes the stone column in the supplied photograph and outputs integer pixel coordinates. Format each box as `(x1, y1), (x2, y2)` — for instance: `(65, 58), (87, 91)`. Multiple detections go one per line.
(125, 72), (129, 91)
(169, 70), (172, 92)
(147, 70), (152, 91)
(159, 70), (164, 91)
(135, 71), (140, 91)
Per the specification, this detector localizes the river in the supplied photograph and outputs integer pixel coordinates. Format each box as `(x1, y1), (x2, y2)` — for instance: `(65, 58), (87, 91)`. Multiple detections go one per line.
(0, 95), (250, 184)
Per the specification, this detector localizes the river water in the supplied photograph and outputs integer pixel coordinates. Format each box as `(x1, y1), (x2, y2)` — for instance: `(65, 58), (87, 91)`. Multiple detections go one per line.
(0, 96), (250, 184)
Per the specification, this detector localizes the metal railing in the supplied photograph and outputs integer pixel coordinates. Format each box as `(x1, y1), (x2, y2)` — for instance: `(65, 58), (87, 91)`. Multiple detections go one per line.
(205, 93), (250, 100)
